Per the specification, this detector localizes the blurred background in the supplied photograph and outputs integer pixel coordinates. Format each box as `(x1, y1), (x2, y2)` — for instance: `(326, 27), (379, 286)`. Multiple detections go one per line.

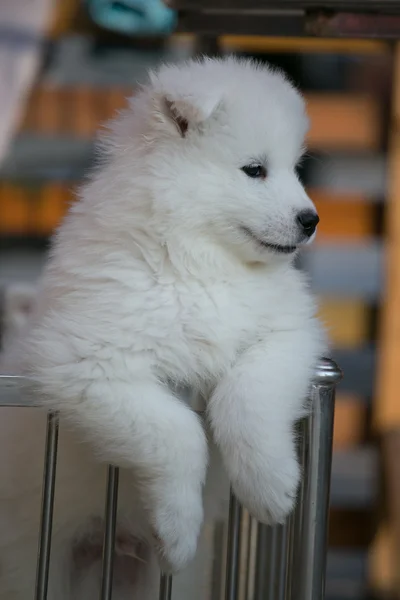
(1, 1), (400, 599)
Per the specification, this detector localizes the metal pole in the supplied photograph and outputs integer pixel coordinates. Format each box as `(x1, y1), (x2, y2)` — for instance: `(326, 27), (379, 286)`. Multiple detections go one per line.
(284, 420), (307, 600)
(100, 465), (120, 600)
(254, 523), (288, 600)
(34, 412), (59, 600)
(255, 524), (277, 600)
(224, 490), (242, 600)
(287, 357), (342, 600)
(276, 524), (288, 600)
(158, 574), (173, 600)
(252, 357), (341, 600)
(254, 523), (267, 600)
(244, 514), (257, 600)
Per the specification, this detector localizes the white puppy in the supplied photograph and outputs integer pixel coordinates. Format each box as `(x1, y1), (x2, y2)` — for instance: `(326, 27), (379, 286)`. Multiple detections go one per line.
(0, 56), (326, 599)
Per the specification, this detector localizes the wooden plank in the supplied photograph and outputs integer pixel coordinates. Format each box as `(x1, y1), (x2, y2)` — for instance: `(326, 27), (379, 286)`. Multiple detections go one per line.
(333, 394), (366, 450)
(372, 43), (400, 600)
(35, 184), (70, 234)
(0, 184), (30, 235)
(73, 88), (99, 137)
(381, 433), (400, 594)
(19, 87), (42, 132)
(318, 299), (369, 348)
(306, 94), (381, 151)
(100, 89), (130, 124)
(375, 44), (400, 430)
(369, 524), (396, 596)
(0, 183), (72, 237)
(18, 87), (381, 151)
(218, 35), (388, 55)
(173, 33), (388, 55)
(34, 87), (63, 135)
(49, 0), (80, 37)
(25, 87), (130, 135)
(310, 189), (370, 205)
(312, 195), (374, 240)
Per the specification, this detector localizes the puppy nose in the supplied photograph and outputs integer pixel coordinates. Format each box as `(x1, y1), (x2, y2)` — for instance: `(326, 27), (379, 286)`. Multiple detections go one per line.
(296, 210), (319, 237)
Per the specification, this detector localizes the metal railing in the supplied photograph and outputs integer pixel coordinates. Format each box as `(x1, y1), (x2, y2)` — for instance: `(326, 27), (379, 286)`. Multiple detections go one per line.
(0, 357), (342, 600)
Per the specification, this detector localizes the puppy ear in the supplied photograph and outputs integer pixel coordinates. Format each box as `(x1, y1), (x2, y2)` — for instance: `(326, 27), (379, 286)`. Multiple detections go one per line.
(155, 92), (222, 138)
(162, 97), (190, 138)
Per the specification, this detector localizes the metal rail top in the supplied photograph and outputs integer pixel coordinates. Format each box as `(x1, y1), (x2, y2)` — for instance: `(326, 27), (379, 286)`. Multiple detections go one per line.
(0, 359), (341, 408)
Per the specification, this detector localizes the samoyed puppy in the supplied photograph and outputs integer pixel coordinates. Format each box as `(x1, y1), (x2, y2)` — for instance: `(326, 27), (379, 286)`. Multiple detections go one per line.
(0, 56), (325, 599)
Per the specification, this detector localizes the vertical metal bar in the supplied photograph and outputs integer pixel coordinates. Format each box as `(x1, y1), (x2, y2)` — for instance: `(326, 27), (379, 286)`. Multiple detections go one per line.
(244, 515), (254, 600)
(276, 523), (288, 600)
(211, 521), (227, 600)
(254, 523), (287, 600)
(100, 465), (120, 600)
(237, 509), (249, 600)
(158, 574), (173, 600)
(284, 420), (307, 600)
(266, 526), (278, 598)
(288, 357), (342, 600)
(34, 412), (59, 600)
(225, 490), (242, 600)
(245, 517), (258, 600)
(253, 523), (267, 600)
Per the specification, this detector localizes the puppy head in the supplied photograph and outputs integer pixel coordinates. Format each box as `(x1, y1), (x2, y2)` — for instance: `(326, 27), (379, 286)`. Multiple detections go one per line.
(109, 57), (318, 265)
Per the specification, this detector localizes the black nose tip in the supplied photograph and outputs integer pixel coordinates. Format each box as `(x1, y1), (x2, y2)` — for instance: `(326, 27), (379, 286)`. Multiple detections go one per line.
(296, 210), (319, 237)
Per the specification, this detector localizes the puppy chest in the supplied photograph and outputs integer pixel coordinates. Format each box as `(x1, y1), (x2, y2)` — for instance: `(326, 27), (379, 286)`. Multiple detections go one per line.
(155, 286), (259, 380)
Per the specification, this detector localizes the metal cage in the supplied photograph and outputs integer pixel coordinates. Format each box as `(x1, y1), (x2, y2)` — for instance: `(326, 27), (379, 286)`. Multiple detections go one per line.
(0, 357), (341, 600)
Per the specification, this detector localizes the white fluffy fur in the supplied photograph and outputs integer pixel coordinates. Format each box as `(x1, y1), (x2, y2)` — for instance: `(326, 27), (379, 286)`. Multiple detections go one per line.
(0, 57), (326, 599)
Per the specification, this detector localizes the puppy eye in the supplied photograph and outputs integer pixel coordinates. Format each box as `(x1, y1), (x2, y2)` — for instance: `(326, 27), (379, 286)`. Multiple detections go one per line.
(241, 164), (267, 179)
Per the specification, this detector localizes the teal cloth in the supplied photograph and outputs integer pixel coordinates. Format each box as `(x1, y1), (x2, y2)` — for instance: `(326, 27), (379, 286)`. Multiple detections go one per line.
(86, 0), (177, 36)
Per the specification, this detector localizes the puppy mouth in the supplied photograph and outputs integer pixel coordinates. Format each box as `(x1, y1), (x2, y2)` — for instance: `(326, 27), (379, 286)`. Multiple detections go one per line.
(241, 227), (297, 255)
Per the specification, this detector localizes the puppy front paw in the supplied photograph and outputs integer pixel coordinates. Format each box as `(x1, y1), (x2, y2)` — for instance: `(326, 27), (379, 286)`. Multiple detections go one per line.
(230, 444), (301, 525)
(150, 483), (204, 573)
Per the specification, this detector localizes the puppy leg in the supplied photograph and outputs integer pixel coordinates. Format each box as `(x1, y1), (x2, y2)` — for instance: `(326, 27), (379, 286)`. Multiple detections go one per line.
(44, 379), (208, 573)
(208, 325), (324, 524)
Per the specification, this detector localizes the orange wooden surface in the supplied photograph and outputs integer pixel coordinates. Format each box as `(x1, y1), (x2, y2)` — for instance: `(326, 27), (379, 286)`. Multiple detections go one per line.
(318, 299), (370, 349)
(0, 184), (31, 235)
(375, 43), (400, 431)
(306, 94), (381, 151)
(19, 87), (381, 153)
(370, 43), (400, 597)
(219, 34), (388, 56)
(312, 192), (375, 240)
(333, 394), (366, 450)
(35, 184), (70, 235)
